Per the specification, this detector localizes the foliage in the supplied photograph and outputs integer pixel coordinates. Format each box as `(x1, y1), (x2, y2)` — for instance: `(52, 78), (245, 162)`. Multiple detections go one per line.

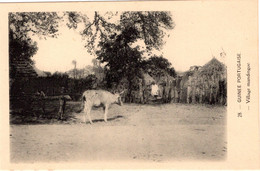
(96, 26), (144, 89)
(9, 12), (60, 39)
(66, 11), (174, 53)
(9, 30), (38, 78)
(65, 59), (105, 83)
(91, 58), (105, 85)
(167, 67), (177, 77)
(143, 55), (176, 78)
(43, 71), (52, 77)
(9, 12), (61, 79)
(52, 71), (69, 79)
(119, 12), (174, 50)
(85, 12), (175, 101)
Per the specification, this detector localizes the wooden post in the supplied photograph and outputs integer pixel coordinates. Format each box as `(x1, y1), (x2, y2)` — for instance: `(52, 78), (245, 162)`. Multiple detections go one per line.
(174, 87), (178, 103)
(40, 91), (46, 114)
(58, 87), (66, 119)
(58, 97), (66, 120)
(187, 86), (191, 103)
(191, 86), (196, 104)
(199, 86), (203, 104)
(139, 79), (144, 104)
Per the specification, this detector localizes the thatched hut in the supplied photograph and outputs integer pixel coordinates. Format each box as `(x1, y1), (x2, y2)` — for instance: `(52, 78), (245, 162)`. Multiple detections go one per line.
(180, 57), (227, 104)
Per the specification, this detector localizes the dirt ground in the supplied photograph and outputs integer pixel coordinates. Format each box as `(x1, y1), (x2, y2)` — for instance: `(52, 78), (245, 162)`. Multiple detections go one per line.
(10, 102), (226, 163)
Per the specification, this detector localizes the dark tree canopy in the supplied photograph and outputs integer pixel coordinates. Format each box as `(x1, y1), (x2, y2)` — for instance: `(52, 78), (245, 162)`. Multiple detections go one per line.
(9, 30), (38, 78)
(90, 11), (175, 101)
(9, 12), (61, 79)
(120, 12), (174, 50)
(9, 29), (38, 64)
(144, 55), (176, 78)
(96, 27), (144, 88)
(9, 12), (60, 40)
(66, 11), (174, 53)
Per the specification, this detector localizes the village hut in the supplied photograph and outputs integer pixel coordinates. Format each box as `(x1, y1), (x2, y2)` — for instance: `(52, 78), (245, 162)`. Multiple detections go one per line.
(158, 73), (175, 103)
(10, 58), (42, 96)
(10, 58), (47, 113)
(180, 57), (227, 104)
(199, 57), (226, 104)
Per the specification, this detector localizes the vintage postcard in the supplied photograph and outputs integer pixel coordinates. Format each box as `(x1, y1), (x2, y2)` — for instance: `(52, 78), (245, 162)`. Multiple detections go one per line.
(0, 0), (259, 169)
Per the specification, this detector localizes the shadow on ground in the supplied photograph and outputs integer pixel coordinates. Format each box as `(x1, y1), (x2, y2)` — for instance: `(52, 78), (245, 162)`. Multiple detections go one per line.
(84, 115), (124, 124)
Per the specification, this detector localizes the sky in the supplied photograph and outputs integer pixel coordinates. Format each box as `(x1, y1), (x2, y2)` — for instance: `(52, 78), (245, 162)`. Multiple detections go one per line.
(32, 2), (247, 73)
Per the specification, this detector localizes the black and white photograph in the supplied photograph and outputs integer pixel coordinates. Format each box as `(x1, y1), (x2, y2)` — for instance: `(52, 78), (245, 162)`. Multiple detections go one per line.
(0, 0), (259, 169)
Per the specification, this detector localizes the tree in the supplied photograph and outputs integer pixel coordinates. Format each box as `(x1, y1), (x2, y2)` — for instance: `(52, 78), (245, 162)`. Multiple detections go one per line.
(52, 71), (69, 79)
(119, 12), (174, 50)
(96, 26), (143, 87)
(88, 12), (174, 101)
(91, 58), (105, 86)
(43, 71), (52, 77)
(143, 55), (176, 78)
(72, 60), (77, 69)
(72, 60), (77, 79)
(9, 11), (175, 103)
(9, 29), (38, 79)
(9, 12), (61, 79)
(66, 11), (174, 53)
(9, 12), (63, 115)
(167, 67), (177, 77)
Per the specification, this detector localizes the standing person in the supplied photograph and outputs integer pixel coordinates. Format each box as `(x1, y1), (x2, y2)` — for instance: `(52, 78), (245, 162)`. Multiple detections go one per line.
(58, 87), (66, 120)
(151, 82), (159, 99)
(186, 76), (192, 103)
(34, 90), (46, 117)
(39, 90), (46, 114)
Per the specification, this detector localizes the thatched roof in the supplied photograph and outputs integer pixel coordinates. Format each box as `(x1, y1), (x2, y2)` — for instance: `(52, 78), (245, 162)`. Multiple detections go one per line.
(11, 59), (37, 78)
(10, 57), (50, 78)
(180, 57), (227, 88)
(199, 57), (226, 78)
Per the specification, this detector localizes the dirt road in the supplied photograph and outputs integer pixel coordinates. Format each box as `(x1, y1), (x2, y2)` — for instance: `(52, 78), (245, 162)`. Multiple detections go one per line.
(10, 103), (226, 163)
